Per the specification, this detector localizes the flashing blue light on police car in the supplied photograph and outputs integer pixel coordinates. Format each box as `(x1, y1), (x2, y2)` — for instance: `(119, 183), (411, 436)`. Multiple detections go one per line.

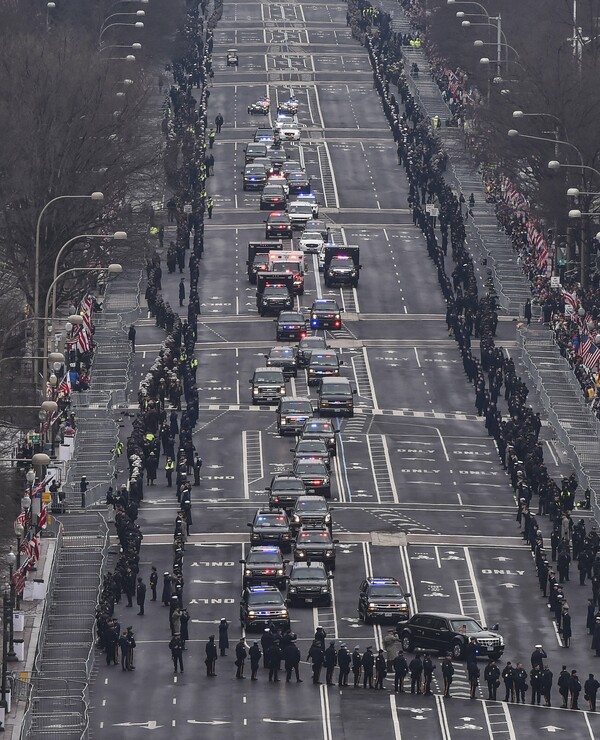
(263, 548), (279, 552)
(372, 580), (389, 585)
(253, 588), (266, 592)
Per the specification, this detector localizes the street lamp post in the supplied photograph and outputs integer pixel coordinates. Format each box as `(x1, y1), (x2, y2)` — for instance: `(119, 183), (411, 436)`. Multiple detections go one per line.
(52, 232), (127, 327)
(5, 550), (16, 660)
(33, 193), (104, 384)
(0, 585), (10, 722)
(98, 21), (144, 46)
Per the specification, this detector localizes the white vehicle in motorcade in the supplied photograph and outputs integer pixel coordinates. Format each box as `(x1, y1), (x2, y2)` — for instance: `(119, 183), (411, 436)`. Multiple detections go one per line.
(274, 113), (298, 131)
(298, 230), (325, 254)
(279, 122), (302, 141)
(287, 201), (314, 229)
(267, 173), (290, 196)
(296, 192), (319, 217)
(268, 251), (306, 294)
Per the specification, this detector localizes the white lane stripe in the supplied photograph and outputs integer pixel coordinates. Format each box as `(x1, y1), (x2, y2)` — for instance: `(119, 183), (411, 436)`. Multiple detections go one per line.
(464, 546), (486, 626)
(389, 694), (402, 740)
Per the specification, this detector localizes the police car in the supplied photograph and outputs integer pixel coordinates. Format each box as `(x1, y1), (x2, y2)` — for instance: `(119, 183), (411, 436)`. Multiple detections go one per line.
(240, 585), (290, 631)
(310, 299), (342, 330)
(287, 561), (332, 606)
(248, 508), (292, 551)
(298, 230), (325, 254)
(358, 577), (411, 624)
(240, 547), (288, 589)
(275, 311), (306, 341)
(300, 419), (338, 456)
(293, 526), (338, 570)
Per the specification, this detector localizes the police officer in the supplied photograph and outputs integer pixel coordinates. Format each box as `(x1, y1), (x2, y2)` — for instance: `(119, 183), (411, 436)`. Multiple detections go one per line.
(502, 661), (515, 702)
(422, 653), (435, 696)
(362, 647), (375, 689)
(249, 642), (262, 680)
(541, 665), (553, 707)
(235, 638), (247, 679)
(514, 662), (528, 703)
(531, 644), (547, 667)
(558, 665), (570, 707)
(484, 660), (500, 700)
(149, 566), (158, 601)
(314, 626), (326, 650)
(207, 197), (214, 219)
(469, 662), (480, 699)
(441, 654), (454, 698)
(584, 673), (600, 711)
(205, 635), (218, 676)
(570, 669), (582, 709)
(393, 651), (409, 693)
(208, 128), (216, 148)
(375, 649), (387, 690)
(352, 646), (362, 687)
(324, 642), (337, 686)
(338, 644), (351, 686)
(409, 652), (423, 694)
(165, 457), (174, 487)
(308, 640), (324, 684)
(268, 641), (281, 682)
(284, 640), (302, 682)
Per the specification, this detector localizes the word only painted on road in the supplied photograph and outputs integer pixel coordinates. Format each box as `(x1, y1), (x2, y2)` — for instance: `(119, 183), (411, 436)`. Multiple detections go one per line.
(190, 562), (235, 567)
(189, 598), (236, 604)
(481, 569), (525, 576)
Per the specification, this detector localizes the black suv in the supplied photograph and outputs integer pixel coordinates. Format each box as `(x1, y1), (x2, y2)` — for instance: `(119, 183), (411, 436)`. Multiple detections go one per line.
(265, 346), (298, 378)
(399, 612), (505, 661)
(292, 458), (331, 498)
(240, 547), (288, 589)
(318, 377), (356, 417)
(257, 283), (293, 316)
(293, 526), (338, 570)
(248, 508), (292, 551)
(307, 352), (342, 386)
(243, 163), (268, 191)
(358, 577), (411, 624)
(287, 561), (332, 606)
(240, 585), (290, 631)
(291, 439), (331, 471)
(276, 396), (313, 435)
(260, 184), (287, 210)
(291, 495), (332, 533)
(267, 473), (306, 511)
(266, 211), (293, 239)
(276, 311), (306, 341)
(297, 336), (329, 368)
(310, 299), (342, 330)
(300, 419), (337, 456)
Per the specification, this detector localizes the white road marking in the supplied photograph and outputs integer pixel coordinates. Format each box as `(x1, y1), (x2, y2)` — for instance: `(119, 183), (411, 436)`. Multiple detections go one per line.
(389, 694), (402, 740)
(464, 546), (486, 626)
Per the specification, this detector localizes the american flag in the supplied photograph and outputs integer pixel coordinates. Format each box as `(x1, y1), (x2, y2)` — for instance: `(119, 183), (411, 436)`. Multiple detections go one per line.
(57, 370), (72, 398)
(74, 324), (91, 353)
(37, 504), (48, 530)
(563, 290), (578, 314)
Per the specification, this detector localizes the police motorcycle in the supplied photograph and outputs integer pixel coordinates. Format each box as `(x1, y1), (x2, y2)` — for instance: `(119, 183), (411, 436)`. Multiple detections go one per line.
(248, 97), (270, 115)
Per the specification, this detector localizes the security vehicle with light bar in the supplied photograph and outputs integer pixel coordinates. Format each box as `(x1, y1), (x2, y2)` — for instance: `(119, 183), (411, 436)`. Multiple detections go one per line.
(267, 473), (306, 511)
(240, 585), (290, 631)
(247, 241), (283, 283)
(309, 299), (342, 330)
(358, 577), (411, 624)
(323, 245), (361, 288)
(275, 311), (306, 341)
(256, 272), (294, 316)
(287, 561), (332, 606)
(318, 377), (356, 417)
(291, 496), (332, 533)
(276, 396), (313, 435)
(249, 367), (286, 405)
(293, 525), (338, 570)
(268, 250), (305, 294)
(292, 457), (331, 498)
(240, 547), (288, 589)
(248, 508), (292, 551)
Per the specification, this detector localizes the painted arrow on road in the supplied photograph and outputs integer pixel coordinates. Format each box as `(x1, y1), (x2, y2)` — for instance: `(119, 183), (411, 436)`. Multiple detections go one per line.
(493, 557), (512, 562)
(540, 728), (563, 733)
(460, 717), (475, 721)
(187, 720), (231, 725)
(113, 722), (162, 730)
(264, 719), (307, 724)
(193, 580), (232, 584)
(499, 583), (519, 589)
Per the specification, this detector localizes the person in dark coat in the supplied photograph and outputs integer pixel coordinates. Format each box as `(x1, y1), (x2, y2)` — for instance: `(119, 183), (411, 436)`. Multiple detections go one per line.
(284, 641), (302, 682)
(119, 631), (130, 671)
(352, 647), (362, 687)
(485, 660), (500, 700)
(469, 662), (480, 699)
(136, 577), (146, 615)
(314, 626), (326, 650)
(584, 673), (600, 712)
(218, 618), (229, 656)
(170, 634), (184, 673)
(324, 642), (337, 686)
(128, 324), (136, 352)
(587, 600), (596, 634)
(205, 635), (218, 676)
(149, 566), (158, 601)
(235, 638), (247, 678)
(268, 641), (282, 682)
(160, 571), (173, 606)
(502, 662), (515, 702)
(562, 607), (572, 647)
(180, 609), (189, 649)
(362, 646), (375, 689)
(261, 628), (274, 668)
(558, 665), (571, 708)
(249, 642), (262, 680)
(179, 278), (185, 307)
(592, 616), (600, 656)
(524, 299), (532, 326)
(570, 670), (581, 709)
(422, 652), (435, 695)
(441, 654), (454, 697)
(409, 652), (423, 694)
(375, 649), (387, 690)
(337, 644), (350, 686)
(541, 666), (553, 707)
(308, 640), (324, 684)
(515, 663), (528, 703)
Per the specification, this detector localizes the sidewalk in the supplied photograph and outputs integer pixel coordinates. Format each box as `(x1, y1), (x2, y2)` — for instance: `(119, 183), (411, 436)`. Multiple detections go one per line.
(1, 532), (58, 738)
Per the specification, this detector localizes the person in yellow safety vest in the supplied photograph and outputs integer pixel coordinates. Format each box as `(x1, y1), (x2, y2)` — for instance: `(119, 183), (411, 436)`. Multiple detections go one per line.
(191, 357), (198, 378)
(165, 457), (175, 487)
(145, 432), (155, 445)
(111, 441), (124, 457)
(207, 197), (214, 219)
(149, 226), (159, 237)
(414, 37), (421, 47)
(208, 129), (216, 149)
